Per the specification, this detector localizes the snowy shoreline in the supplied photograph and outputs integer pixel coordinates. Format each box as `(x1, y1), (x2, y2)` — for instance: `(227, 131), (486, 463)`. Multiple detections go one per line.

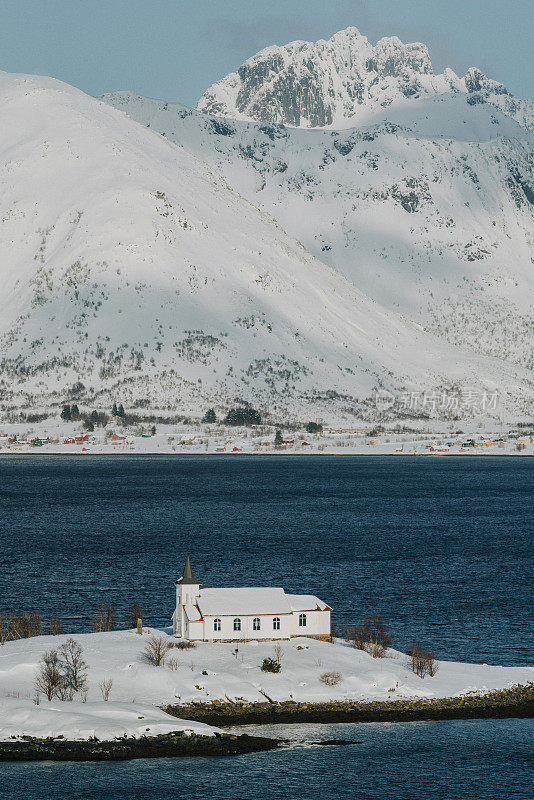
(1, 631), (532, 747)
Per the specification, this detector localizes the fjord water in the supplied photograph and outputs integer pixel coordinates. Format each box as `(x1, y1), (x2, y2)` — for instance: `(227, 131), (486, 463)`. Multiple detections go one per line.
(0, 455), (532, 663)
(0, 456), (532, 800)
(3, 719), (533, 800)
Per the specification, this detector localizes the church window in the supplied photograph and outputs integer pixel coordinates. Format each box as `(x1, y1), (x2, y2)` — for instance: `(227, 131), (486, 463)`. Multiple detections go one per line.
(273, 617), (280, 630)
(299, 613), (307, 627)
(213, 618), (221, 632)
(233, 618), (241, 631)
(253, 617), (261, 630)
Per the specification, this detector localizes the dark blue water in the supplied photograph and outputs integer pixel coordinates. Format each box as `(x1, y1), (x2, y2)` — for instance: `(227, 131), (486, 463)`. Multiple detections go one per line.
(0, 455), (532, 664)
(2, 720), (533, 800)
(0, 455), (532, 798)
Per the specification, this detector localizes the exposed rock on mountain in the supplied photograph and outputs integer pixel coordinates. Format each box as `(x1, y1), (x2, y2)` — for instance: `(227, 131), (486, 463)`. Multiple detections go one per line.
(4, 71), (522, 420)
(197, 27), (533, 131)
(105, 86), (534, 392)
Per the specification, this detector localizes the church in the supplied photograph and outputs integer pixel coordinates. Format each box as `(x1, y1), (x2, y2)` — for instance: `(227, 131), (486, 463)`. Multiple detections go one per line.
(172, 556), (332, 642)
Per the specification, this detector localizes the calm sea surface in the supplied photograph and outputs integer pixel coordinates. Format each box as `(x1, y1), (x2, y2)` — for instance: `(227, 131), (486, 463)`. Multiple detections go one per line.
(2, 719), (533, 800)
(0, 455), (532, 799)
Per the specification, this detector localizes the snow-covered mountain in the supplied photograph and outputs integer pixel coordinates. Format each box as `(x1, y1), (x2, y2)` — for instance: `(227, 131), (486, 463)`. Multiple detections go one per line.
(3, 70), (522, 420)
(198, 27), (534, 131)
(1, 25), (533, 421)
(104, 50), (534, 411)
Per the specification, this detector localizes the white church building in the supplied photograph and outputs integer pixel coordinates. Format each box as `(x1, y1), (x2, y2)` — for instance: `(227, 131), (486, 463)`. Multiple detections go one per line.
(172, 556), (332, 642)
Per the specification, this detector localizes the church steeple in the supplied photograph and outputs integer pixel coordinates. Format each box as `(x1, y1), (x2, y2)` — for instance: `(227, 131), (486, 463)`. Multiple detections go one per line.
(180, 554), (198, 585)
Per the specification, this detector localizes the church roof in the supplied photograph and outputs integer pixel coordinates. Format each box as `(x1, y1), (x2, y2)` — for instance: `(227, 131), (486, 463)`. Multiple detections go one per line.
(286, 594), (332, 612)
(179, 554), (199, 585)
(197, 587), (291, 617)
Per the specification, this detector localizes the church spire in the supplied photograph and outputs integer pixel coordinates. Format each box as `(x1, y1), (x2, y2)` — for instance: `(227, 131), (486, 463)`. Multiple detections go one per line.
(180, 553), (199, 585)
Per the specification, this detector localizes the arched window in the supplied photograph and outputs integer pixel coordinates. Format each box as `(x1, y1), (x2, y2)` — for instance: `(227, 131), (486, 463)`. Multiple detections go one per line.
(253, 617), (261, 631)
(299, 613), (307, 627)
(213, 618), (221, 632)
(273, 617), (280, 630)
(233, 618), (241, 631)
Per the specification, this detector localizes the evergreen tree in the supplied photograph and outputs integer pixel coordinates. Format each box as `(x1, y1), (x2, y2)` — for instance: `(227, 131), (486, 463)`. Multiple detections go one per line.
(202, 408), (217, 423)
(90, 410), (99, 421)
(224, 407), (262, 426)
(60, 405), (71, 421)
(306, 421), (323, 434)
(70, 404), (80, 419)
(117, 404), (125, 418)
(274, 429), (283, 447)
(150, 425), (156, 435)
(112, 403), (118, 417)
(83, 419), (94, 432)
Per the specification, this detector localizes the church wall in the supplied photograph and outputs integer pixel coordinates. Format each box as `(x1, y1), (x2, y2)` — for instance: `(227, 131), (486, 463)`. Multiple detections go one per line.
(289, 609), (331, 638)
(201, 613), (292, 642)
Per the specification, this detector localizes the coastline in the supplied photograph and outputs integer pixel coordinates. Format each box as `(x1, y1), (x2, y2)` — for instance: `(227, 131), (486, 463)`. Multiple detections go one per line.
(0, 730), (281, 762)
(163, 684), (534, 727)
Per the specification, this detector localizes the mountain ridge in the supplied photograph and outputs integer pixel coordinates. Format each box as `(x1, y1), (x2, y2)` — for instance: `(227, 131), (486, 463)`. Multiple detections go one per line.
(197, 26), (534, 131)
(3, 70), (523, 420)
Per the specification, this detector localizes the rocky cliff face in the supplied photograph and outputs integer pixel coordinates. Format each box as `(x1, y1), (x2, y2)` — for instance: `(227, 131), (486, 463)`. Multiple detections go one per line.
(198, 27), (533, 130)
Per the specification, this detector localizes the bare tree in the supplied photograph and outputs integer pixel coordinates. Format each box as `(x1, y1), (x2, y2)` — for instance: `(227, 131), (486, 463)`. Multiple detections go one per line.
(49, 616), (63, 636)
(346, 615), (392, 658)
(9, 612), (42, 640)
(273, 644), (283, 665)
(91, 604), (116, 632)
(99, 678), (113, 701)
(0, 614), (10, 645)
(410, 644), (439, 678)
(34, 649), (64, 701)
(143, 635), (170, 667)
(58, 638), (88, 692)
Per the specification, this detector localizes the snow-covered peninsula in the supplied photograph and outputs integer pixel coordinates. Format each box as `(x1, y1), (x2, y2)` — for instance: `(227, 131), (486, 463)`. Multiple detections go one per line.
(1, 629), (532, 743)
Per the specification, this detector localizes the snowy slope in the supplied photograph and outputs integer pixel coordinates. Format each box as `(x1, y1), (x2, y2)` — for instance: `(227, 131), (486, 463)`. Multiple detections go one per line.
(198, 27), (534, 131)
(2, 71), (531, 420)
(0, 698), (218, 741)
(105, 87), (534, 380)
(0, 630), (532, 721)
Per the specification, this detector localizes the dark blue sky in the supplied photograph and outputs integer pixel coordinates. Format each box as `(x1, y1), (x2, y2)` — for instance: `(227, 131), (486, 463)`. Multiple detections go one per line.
(0, 0), (532, 105)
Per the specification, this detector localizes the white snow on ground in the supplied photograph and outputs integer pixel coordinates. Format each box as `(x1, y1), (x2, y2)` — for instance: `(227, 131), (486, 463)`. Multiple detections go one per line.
(0, 630), (531, 740)
(0, 698), (219, 742)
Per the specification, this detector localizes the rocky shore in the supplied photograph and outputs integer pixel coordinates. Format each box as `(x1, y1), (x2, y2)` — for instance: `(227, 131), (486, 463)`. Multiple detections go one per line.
(0, 730), (281, 762)
(164, 684), (534, 726)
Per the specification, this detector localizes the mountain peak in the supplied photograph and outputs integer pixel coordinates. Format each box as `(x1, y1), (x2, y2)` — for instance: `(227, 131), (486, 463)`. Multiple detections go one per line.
(197, 26), (532, 130)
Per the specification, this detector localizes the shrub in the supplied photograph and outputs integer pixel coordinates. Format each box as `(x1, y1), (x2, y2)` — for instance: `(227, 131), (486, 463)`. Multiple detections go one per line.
(410, 644), (439, 678)
(49, 617), (63, 635)
(320, 671), (343, 686)
(143, 634), (171, 667)
(345, 615), (392, 658)
(99, 678), (113, 701)
(91, 604), (116, 632)
(171, 640), (196, 650)
(261, 657), (281, 673)
(306, 422), (323, 433)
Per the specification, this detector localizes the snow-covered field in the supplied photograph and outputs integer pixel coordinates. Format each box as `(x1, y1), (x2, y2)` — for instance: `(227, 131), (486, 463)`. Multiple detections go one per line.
(0, 698), (219, 742)
(0, 629), (531, 741)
